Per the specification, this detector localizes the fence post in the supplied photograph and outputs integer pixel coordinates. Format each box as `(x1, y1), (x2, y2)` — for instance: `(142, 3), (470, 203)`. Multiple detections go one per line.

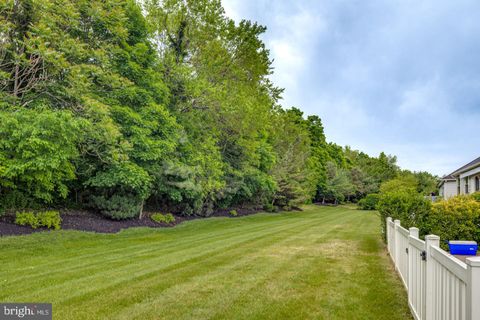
(425, 234), (440, 320)
(407, 227), (419, 316)
(394, 219), (401, 265)
(466, 257), (480, 320)
(409, 227), (419, 239)
(386, 217), (392, 253)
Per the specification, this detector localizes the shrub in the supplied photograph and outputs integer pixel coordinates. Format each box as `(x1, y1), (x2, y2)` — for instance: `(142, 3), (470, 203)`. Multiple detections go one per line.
(378, 192), (480, 250)
(358, 193), (380, 210)
(417, 196), (480, 249)
(379, 176), (417, 194)
(0, 110), (82, 204)
(263, 203), (278, 213)
(376, 190), (431, 241)
(86, 163), (152, 219)
(0, 190), (41, 214)
(470, 192), (480, 202)
(15, 210), (61, 230)
(91, 195), (141, 220)
(15, 212), (39, 229)
(37, 211), (62, 230)
(151, 213), (175, 224)
(229, 210), (238, 217)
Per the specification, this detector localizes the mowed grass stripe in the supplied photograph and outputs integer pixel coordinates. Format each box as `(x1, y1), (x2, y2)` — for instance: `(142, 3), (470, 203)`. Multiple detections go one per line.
(0, 213), (304, 271)
(206, 212), (362, 320)
(0, 217), (295, 284)
(115, 213), (357, 320)
(1, 209), (345, 302)
(52, 211), (345, 301)
(88, 213), (350, 319)
(0, 210), (331, 279)
(0, 205), (412, 320)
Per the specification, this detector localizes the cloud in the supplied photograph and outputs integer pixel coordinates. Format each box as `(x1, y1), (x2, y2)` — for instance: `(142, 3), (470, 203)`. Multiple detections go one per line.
(397, 77), (449, 116)
(221, 0), (241, 21)
(223, 0), (326, 107)
(268, 9), (325, 101)
(222, 0), (480, 175)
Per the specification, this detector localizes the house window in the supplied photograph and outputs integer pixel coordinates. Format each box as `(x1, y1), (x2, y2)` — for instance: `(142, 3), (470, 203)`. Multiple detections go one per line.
(458, 179), (461, 194)
(476, 176), (480, 192)
(466, 178), (469, 194)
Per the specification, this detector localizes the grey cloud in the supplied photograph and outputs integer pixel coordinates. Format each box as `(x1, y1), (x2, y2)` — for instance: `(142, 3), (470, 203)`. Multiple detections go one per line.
(223, 0), (480, 175)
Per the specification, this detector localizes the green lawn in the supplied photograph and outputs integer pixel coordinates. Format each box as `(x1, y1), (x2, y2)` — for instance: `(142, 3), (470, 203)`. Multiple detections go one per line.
(0, 205), (411, 320)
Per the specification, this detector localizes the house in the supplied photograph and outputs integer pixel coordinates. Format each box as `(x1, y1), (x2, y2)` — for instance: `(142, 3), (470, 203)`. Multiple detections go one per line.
(439, 156), (480, 199)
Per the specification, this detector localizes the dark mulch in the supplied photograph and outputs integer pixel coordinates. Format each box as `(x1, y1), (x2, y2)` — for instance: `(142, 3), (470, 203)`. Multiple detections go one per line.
(0, 215), (39, 237)
(0, 206), (267, 237)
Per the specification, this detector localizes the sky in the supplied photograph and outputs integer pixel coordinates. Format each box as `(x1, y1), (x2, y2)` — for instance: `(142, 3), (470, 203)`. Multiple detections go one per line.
(222, 0), (480, 176)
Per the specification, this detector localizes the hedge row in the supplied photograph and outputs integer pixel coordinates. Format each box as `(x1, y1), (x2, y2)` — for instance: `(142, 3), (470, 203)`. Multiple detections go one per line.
(377, 191), (480, 249)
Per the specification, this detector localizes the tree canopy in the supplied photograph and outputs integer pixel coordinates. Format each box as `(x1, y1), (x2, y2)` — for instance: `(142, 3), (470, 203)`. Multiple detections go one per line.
(0, 0), (437, 218)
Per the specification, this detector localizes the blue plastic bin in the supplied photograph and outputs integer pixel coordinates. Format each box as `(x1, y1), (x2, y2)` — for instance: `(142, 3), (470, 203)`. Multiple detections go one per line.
(448, 240), (478, 255)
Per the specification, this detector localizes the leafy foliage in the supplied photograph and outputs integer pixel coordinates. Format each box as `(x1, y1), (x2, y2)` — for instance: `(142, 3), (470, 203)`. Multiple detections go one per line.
(358, 194), (380, 210)
(36, 210), (62, 230)
(15, 212), (39, 229)
(379, 193), (480, 250)
(151, 212), (175, 224)
(417, 196), (480, 249)
(321, 162), (355, 204)
(0, 109), (82, 206)
(263, 203), (279, 213)
(15, 210), (61, 230)
(270, 108), (316, 207)
(377, 189), (431, 241)
(92, 194), (142, 220)
(470, 192), (480, 202)
(0, 0), (426, 218)
(379, 176), (418, 194)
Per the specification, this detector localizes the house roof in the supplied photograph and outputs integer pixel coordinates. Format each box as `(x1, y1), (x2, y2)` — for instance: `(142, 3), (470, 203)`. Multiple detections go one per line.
(451, 156), (480, 176)
(441, 174), (456, 180)
(438, 173), (456, 187)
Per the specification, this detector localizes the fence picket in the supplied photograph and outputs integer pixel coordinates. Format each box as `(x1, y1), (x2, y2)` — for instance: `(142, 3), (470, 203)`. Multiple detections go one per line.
(386, 217), (475, 320)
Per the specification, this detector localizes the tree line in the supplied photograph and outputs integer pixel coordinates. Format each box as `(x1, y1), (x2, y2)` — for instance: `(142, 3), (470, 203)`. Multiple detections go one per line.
(0, 0), (437, 219)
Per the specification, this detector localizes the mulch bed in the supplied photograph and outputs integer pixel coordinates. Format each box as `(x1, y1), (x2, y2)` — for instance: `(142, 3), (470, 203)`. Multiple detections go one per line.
(0, 206), (266, 237)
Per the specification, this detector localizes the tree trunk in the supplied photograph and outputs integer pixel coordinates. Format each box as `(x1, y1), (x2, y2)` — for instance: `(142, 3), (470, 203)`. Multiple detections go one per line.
(139, 200), (144, 219)
(12, 0), (20, 99)
(13, 62), (19, 98)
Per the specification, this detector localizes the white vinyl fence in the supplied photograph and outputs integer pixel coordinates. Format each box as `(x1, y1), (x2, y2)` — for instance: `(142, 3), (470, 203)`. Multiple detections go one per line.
(386, 217), (480, 320)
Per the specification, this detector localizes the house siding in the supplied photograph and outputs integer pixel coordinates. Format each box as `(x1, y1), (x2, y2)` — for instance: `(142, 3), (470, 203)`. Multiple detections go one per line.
(440, 181), (457, 199)
(457, 169), (480, 195)
(441, 157), (480, 198)
(460, 177), (466, 194)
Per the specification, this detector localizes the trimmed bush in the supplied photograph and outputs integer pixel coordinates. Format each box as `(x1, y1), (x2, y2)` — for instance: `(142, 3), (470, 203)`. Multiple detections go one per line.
(229, 210), (238, 217)
(15, 211), (61, 230)
(417, 196), (480, 249)
(151, 213), (175, 224)
(376, 190), (431, 241)
(37, 211), (62, 230)
(378, 192), (480, 250)
(470, 192), (480, 202)
(91, 195), (141, 220)
(263, 203), (278, 213)
(15, 212), (39, 229)
(358, 193), (380, 210)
